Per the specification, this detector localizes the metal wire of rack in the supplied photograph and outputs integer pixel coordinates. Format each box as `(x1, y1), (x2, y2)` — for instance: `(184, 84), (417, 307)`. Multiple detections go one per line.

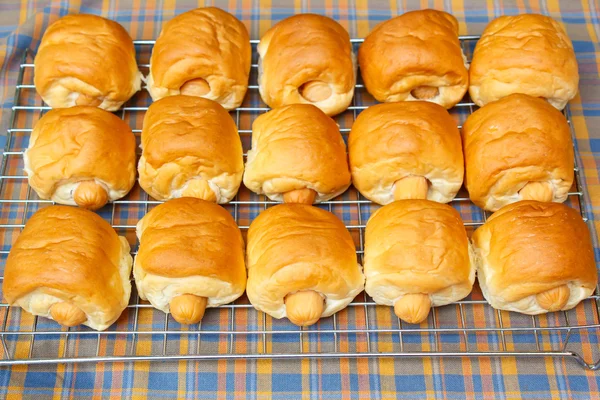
(0, 36), (599, 369)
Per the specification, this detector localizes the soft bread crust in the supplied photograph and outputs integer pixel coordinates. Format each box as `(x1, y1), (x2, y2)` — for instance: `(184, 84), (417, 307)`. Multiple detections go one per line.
(469, 14), (579, 110)
(472, 201), (597, 314)
(134, 198), (246, 314)
(258, 14), (356, 116)
(34, 14), (141, 111)
(147, 7), (251, 110)
(349, 102), (464, 205)
(462, 94), (574, 212)
(138, 96), (244, 203)
(24, 106), (137, 205)
(358, 10), (468, 108)
(364, 200), (475, 308)
(243, 104), (351, 203)
(3, 206), (132, 331)
(246, 204), (365, 319)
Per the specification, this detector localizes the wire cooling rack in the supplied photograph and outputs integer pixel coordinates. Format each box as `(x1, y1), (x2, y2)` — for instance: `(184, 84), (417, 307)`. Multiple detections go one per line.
(0, 36), (599, 369)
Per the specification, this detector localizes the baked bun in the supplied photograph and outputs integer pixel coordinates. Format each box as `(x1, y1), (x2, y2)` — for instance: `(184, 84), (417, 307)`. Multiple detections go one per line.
(134, 198), (246, 325)
(243, 104), (351, 204)
(365, 200), (474, 324)
(24, 106), (137, 210)
(462, 94), (574, 212)
(469, 14), (579, 110)
(34, 14), (142, 111)
(138, 96), (244, 203)
(246, 204), (364, 326)
(258, 14), (356, 116)
(349, 102), (463, 205)
(147, 7), (251, 110)
(358, 10), (468, 108)
(472, 201), (597, 315)
(3, 206), (132, 331)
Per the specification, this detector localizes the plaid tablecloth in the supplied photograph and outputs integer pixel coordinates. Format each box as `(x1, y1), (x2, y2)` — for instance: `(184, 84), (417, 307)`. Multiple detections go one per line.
(1, 0), (600, 398)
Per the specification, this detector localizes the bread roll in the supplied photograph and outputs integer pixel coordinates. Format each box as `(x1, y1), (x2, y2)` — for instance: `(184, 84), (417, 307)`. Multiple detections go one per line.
(3, 206), (132, 331)
(364, 200), (474, 324)
(469, 14), (579, 110)
(358, 10), (468, 109)
(34, 14), (141, 111)
(134, 198), (246, 325)
(24, 106), (137, 210)
(258, 14), (356, 116)
(349, 102), (463, 205)
(147, 7), (251, 110)
(472, 201), (597, 315)
(462, 94), (574, 212)
(138, 96), (244, 203)
(243, 104), (351, 204)
(246, 204), (364, 326)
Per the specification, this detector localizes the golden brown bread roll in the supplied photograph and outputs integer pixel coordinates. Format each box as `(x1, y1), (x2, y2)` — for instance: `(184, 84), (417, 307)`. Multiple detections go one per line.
(24, 106), (137, 210)
(364, 200), (475, 324)
(349, 102), (464, 205)
(258, 14), (356, 116)
(358, 10), (468, 108)
(147, 8), (251, 110)
(138, 96), (244, 203)
(34, 14), (142, 111)
(462, 94), (574, 212)
(469, 14), (579, 110)
(134, 198), (246, 325)
(3, 206), (132, 331)
(243, 104), (351, 204)
(472, 201), (597, 315)
(246, 204), (365, 326)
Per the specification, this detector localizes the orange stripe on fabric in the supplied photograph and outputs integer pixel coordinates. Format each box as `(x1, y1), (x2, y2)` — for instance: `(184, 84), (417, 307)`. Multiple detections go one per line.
(102, 0), (111, 16)
(486, 0), (495, 17)
(580, 0), (600, 46)
(452, 0), (468, 35)
(355, 0), (370, 38)
(259, 0), (272, 37)
(18, 0), (28, 25)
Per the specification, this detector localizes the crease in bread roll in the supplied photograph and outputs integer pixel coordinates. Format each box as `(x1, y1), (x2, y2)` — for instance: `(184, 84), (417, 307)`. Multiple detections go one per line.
(536, 285), (570, 312)
(50, 302), (88, 327)
(519, 181), (553, 202)
(180, 78), (211, 96)
(33, 14), (142, 111)
(73, 181), (109, 210)
(393, 294), (431, 324)
(75, 93), (102, 107)
(393, 176), (429, 200)
(169, 294), (208, 325)
(285, 290), (325, 326)
(282, 188), (317, 204)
